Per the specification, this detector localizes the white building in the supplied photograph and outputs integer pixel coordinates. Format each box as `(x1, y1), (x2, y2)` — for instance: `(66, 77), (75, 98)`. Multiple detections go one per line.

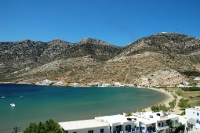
(54, 81), (63, 85)
(196, 83), (200, 87)
(194, 77), (200, 81)
(131, 112), (180, 133)
(101, 83), (111, 87)
(185, 106), (200, 131)
(110, 81), (121, 87)
(36, 79), (54, 86)
(74, 83), (81, 87)
(95, 114), (137, 133)
(124, 84), (134, 87)
(59, 119), (110, 133)
(59, 112), (181, 133)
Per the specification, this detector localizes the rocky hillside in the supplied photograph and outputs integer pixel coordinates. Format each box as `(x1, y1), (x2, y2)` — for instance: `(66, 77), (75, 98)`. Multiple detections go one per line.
(0, 38), (122, 82)
(0, 33), (200, 86)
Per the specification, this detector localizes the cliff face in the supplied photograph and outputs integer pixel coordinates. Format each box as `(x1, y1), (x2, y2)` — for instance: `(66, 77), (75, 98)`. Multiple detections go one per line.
(0, 33), (200, 86)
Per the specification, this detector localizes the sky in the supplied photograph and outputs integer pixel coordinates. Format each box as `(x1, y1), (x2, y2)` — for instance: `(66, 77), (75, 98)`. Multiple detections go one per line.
(0, 0), (200, 46)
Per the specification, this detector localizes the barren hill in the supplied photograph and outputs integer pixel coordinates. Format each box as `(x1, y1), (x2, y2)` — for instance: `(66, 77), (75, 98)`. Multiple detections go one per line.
(0, 33), (200, 86)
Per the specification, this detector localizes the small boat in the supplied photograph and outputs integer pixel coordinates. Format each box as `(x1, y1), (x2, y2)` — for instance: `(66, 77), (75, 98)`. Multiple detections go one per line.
(19, 96), (23, 98)
(1, 96), (6, 99)
(10, 103), (15, 107)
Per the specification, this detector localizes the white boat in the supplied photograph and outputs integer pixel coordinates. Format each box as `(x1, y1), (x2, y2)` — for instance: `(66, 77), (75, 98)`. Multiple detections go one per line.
(10, 103), (15, 107)
(19, 96), (23, 98)
(1, 96), (5, 99)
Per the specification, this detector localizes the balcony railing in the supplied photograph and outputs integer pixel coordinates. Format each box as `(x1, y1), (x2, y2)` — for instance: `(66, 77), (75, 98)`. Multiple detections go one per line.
(112, 128), (137, 133)
(157, 125), (169, 130)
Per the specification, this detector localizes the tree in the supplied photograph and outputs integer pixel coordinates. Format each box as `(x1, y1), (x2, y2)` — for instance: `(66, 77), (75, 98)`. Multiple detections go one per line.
(174, 123), (185, 133)
(151, 104), (169, 112)
(45, 119), (62, 133)
(151, 105), (160, 112)
(167, 119), (173, 127)
(169, 100), (176, 111)
(24, 119), (62, 133)
(159, 104), (169, 112)
(178, 98), (191, 109)
(24, 123), (38, 133)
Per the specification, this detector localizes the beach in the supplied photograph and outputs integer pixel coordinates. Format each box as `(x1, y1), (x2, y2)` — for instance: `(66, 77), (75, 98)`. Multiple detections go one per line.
(142, 87), (182, 114)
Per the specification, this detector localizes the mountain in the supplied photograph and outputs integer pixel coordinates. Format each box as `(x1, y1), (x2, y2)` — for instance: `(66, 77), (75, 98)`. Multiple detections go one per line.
(0, 38), (122, 83)
(0, 33), (200, 86)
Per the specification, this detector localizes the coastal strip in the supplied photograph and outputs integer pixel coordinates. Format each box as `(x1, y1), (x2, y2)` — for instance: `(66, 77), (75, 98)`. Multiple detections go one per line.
(141, 88), (175, 112)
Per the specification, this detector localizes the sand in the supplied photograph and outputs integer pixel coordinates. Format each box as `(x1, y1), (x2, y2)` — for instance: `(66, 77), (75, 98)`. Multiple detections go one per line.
(142, 87), (182, 114)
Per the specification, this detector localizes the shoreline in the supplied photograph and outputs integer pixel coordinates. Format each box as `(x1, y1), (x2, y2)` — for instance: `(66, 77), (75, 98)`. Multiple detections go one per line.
(141, 87), (175, 112)
(142, 88), (182, 114)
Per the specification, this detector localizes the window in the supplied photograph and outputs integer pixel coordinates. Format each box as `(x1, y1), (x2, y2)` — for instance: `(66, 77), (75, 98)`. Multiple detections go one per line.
(175, 120), (178, 124)
(158, 123), (161, 127)
(126, 125), (131, 131)
(149, 115), (153, 118)
(100, 129), (104, 133)
(73, 132), (77, 133)
(197, 113), (199, 116)
(88, 130), (94, 133)
(140, 127), (145, 131)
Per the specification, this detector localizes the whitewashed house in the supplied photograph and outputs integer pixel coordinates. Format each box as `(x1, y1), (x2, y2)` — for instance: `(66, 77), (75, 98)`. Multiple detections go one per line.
(74, 83), (81, 87)
(59, 119), (110, 133)
(131, 112), (180, 133)
(36, 79), (54, 85)
(185, 106), (200, 131)
(95, 114), (137, 133)
(54, 81), (63, 85)
(194, 77), (200, 87)
(59, 112), (181, 133)
(101, 83), (111, 87)
(124, 84), (134, 87)
(196, 83), (200, 87)
(194, 77), (200, 81)
(110, 81), (121, 87)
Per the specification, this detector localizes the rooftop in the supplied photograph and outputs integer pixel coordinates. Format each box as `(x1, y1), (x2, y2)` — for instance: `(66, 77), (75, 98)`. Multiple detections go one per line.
(131, 112), (179, 124)
(59, 119), (109, 131)
(95, 114), (134, 124)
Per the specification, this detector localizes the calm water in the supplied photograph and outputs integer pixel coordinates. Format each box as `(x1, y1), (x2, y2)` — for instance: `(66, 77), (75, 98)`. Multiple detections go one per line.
(0, 84), (164, 132)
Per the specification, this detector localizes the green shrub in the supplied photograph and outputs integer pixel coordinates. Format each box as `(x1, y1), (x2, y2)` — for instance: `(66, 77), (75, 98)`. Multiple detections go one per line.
(178, 98), (191, 109)
(175, 90), (182, 96)
(24, 119), (62, 133)
(169, 100), (176, 110)
(182, 87), (200, 91)
(151, 104), (169, 112)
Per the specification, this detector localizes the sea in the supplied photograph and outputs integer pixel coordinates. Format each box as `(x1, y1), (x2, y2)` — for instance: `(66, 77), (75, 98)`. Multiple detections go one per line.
(0, 84), (165, 132)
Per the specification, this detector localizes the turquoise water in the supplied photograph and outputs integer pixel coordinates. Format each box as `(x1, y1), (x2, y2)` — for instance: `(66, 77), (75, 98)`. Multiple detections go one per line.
(0, 84), (164, 132)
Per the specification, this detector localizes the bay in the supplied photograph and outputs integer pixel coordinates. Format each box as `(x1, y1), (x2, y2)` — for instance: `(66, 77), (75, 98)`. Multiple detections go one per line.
(0, 84), (164, 132)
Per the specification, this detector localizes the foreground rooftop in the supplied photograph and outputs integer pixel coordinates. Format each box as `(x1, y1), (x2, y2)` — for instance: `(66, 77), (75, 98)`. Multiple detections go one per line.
(59, 119), (109, 131)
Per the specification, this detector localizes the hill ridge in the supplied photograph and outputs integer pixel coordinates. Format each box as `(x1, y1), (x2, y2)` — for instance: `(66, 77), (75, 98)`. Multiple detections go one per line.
(0, 33), (200, 86)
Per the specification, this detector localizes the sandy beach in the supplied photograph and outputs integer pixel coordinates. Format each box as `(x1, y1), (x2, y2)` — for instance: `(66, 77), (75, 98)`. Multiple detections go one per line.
(142, 87), (182, 114)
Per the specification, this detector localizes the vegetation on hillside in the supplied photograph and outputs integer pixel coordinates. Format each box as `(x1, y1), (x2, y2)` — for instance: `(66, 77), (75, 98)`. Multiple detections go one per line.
(181, 87), (200, 91)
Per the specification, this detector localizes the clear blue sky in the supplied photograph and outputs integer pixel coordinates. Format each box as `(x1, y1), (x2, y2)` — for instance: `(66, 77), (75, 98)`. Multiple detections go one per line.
(1, 0), (200, 46)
